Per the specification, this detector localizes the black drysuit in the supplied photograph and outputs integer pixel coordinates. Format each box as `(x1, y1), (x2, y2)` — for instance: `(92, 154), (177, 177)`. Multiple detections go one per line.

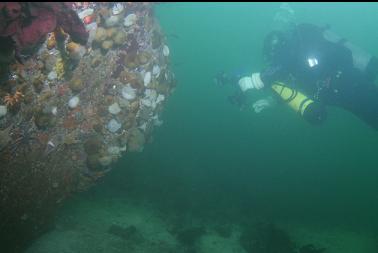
(261, 23), (378, 129)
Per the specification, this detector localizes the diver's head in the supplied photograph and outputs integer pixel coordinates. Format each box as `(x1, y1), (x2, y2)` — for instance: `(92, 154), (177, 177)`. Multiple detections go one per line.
(263, 31), (289, 63)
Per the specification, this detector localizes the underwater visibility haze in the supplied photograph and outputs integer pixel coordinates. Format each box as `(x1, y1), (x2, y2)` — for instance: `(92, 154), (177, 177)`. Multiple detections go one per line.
(2, 2), (378, 253)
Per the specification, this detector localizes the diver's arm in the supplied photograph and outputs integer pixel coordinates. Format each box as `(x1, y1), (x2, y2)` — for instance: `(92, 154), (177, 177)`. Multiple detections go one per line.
(238, 65), (289, 92)
(260, 64), (291, 88)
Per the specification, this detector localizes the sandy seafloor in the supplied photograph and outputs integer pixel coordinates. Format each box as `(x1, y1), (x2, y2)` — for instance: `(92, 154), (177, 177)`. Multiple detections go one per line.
(25, 193), (377, 253)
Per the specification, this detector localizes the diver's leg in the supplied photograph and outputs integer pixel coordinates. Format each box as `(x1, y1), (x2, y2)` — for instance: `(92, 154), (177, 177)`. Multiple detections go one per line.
(341, 84), (378, 130)
(365, 56), (378, 81)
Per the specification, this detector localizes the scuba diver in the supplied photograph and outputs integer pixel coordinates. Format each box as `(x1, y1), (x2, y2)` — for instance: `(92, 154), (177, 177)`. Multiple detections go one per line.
(238, 23), (378, 129)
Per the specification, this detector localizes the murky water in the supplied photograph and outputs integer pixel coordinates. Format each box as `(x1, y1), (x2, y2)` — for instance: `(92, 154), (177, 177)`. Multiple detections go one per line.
(25, 3), (378, 253)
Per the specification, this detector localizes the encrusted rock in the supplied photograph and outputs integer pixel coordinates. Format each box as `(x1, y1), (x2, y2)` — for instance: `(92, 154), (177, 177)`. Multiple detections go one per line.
(144, 71), (151, 87)
(124, 14), (137, 27)
(0, 105), (7, 118)
(163, 45), (170, 56)
(102, 40), (114, 50)
(69, 78), (84, 92)
(107, 119), (122, 133)
(108, 102), (121, 114)
(68, 96), (80, 109)
(128, 128), (145, 152)
(95, 27), (108, 42)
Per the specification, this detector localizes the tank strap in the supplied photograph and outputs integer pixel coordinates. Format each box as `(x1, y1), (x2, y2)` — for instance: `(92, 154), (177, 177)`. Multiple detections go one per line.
(299, 98), (312, 115)
(274, 82), (297, 102)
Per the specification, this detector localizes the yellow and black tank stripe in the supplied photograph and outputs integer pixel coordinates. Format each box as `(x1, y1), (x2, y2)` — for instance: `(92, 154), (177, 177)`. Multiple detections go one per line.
(271, 82), (327, 124)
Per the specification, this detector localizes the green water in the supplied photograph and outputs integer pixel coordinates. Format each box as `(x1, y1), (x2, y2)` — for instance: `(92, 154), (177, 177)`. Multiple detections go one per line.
(111, 2), (378, 229)
(30, 2), (378, 251)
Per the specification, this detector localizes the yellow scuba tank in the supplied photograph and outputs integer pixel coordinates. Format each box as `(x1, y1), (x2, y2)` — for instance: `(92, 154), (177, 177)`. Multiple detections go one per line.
(271, 82), (326, 124)
(271, 82), (313, 116)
